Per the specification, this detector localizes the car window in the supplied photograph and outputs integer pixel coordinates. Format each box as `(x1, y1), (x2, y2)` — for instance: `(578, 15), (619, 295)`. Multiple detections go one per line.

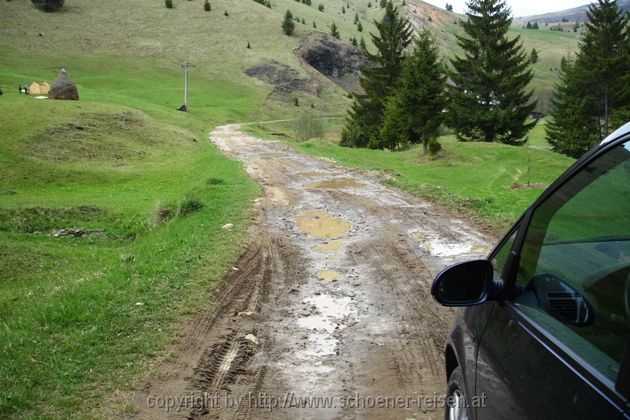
(491, 228), (518, 280)
(513, 140), (630, 383)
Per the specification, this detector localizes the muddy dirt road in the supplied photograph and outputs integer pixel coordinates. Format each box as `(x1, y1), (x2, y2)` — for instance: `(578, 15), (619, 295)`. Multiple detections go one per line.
(134, 124), (491, 419)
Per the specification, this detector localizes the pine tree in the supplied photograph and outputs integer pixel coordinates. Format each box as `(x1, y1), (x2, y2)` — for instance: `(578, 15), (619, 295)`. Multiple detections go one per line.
(546, 57), (601, 157)
(354, 13), (359, 24)
(351, 37), (358, 46)
(341, 1), (413, 148)
(342, 5), (346, 13)
(357, 21), (363, 32)
(381, 30), (448, 153)
(330, 22), (340, 39)
(446, 3), (453, 12)
(204, 0), (211, 11)
(318, 3), (324, 11)
(576, 0), (629, 136)
(165, 0), (173, 8)
(313, 21), (317, 28)
(447, 0), (535, 145)
(247, 41), (251, 49)
(530, 48), (538, 64)
(282, 10), (295, 35)
(359, 36), (367, 50)
(546, 0), (630, 156)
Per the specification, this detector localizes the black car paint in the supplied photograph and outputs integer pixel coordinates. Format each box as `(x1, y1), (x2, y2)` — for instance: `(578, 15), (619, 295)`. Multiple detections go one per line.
(441, 132), (630, 420)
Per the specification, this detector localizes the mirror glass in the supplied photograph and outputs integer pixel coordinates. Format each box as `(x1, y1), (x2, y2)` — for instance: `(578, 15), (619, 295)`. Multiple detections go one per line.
(432, 260), (492, 306)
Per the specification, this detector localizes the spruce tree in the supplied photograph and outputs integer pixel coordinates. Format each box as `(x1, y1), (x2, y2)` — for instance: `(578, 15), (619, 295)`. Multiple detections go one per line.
(546, 57), (601, 158)
(341, 1), (413, 148)
(546, 0), (629, 156)
(357, 21), (363, 32)
(447, 0), (535, 145)
(576, 0), (629, 136)
(282, 10), (295, 35)
(330, 22), (340, 39)
(381, 30), (447, 153)
(204, 0), (211, 11)
(530, 48), (538, 64)
(354, 13), (359, 24)
(359, 36), (367, 50)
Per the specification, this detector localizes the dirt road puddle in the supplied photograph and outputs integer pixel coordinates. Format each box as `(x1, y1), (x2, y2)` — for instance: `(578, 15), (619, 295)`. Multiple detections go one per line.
(317, 270), (342, 282)
(306, 178), (364, 189)
(316, 240), (343, 252)
(412, 230), (489, 258)
(295, 210), (351, 239)
(296, 294), (357, 359)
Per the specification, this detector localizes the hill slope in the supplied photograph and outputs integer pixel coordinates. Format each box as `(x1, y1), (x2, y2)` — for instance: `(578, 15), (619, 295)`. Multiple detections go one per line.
(515, 0), (630, 23)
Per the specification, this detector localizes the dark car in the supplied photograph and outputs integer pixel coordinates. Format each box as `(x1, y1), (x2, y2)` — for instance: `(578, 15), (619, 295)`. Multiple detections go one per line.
(431, 123), (630, 420)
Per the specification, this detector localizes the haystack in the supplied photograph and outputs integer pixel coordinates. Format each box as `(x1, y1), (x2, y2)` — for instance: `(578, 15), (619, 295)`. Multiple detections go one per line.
(28, 81), (50, 95)
(48, 69), (79, 100)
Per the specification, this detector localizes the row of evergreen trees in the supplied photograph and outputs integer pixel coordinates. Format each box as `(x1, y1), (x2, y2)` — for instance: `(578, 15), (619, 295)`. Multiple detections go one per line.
(546, 0), (630, 158)
(343, 0), (629, 158)
(342, 0), (536, 154)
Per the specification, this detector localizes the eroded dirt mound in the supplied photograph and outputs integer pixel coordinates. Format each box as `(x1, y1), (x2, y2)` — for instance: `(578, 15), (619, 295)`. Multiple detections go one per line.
(296, 33), (369, 93)
(244, 60), (318, 96)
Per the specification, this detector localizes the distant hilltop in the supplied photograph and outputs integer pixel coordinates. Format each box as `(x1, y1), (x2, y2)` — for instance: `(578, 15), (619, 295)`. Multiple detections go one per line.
(515, 0), (630, 23)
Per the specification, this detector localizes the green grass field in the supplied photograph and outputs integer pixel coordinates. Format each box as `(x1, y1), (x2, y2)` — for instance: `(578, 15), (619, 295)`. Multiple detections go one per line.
(246, 120), (573, 233)
(0, 93), (260, 417)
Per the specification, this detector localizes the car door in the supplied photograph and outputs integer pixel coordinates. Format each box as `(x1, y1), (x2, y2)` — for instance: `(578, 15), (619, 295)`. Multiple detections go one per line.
(475, 137), (630, 419)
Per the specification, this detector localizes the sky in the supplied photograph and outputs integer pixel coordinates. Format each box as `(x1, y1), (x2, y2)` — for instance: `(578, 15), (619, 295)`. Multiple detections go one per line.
(423, 0), (590, 17)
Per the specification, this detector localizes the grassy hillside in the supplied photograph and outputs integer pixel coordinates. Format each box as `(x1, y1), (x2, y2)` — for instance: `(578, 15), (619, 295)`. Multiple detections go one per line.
(0, 95), (260, 418)
(404, 0), (579, 113)
(247, 120), (573, 233)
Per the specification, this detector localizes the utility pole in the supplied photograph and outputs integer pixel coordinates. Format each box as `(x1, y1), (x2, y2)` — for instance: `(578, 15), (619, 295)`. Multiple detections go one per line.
(179, 61), (194, 112)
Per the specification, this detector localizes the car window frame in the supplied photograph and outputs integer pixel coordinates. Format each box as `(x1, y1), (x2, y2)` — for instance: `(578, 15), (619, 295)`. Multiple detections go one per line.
(487, 132), (630, 408)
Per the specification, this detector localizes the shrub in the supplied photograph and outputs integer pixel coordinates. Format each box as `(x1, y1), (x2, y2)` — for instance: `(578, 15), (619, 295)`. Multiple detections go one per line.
(428, 139), (442, 156)
(153, 201), (176, 225)
(204, 0), (211, 11)
(207, 177), (225, 185)
(165, 0), (173, 8)
(318, 3), (324, 11)
(293, 112), (324, 141)
(31, 0), (64, 12)
(178, 196), (205, 216)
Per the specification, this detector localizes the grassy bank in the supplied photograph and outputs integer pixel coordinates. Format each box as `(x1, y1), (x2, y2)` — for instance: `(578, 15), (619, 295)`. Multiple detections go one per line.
(0, 85), (259, 417)
(247, 120), (573, 234)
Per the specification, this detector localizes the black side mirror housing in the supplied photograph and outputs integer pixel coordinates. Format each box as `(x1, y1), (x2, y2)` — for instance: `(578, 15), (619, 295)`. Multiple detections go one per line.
(431, 260), (502, 307)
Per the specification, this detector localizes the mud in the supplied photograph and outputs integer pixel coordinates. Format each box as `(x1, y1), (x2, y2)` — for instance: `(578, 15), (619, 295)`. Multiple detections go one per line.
(306, 178), (365, 190)
(133, 124), (491, 419)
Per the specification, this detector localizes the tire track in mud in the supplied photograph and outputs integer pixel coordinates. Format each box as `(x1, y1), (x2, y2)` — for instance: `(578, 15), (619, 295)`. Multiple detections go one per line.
(132, 124), (491, 420)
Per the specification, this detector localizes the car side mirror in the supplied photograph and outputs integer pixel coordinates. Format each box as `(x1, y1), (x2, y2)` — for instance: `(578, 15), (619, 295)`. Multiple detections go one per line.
(431, 260), (500, 307)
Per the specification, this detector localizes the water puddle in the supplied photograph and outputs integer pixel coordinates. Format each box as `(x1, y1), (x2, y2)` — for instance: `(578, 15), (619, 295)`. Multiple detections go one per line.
(317, 270), (342, 282)
(306, 178), (364, 190)
(316, 240), (343, 252)
(412, 230), (488, 258)
(295, 210), (351, 239)
(296, 294), (357, 359)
